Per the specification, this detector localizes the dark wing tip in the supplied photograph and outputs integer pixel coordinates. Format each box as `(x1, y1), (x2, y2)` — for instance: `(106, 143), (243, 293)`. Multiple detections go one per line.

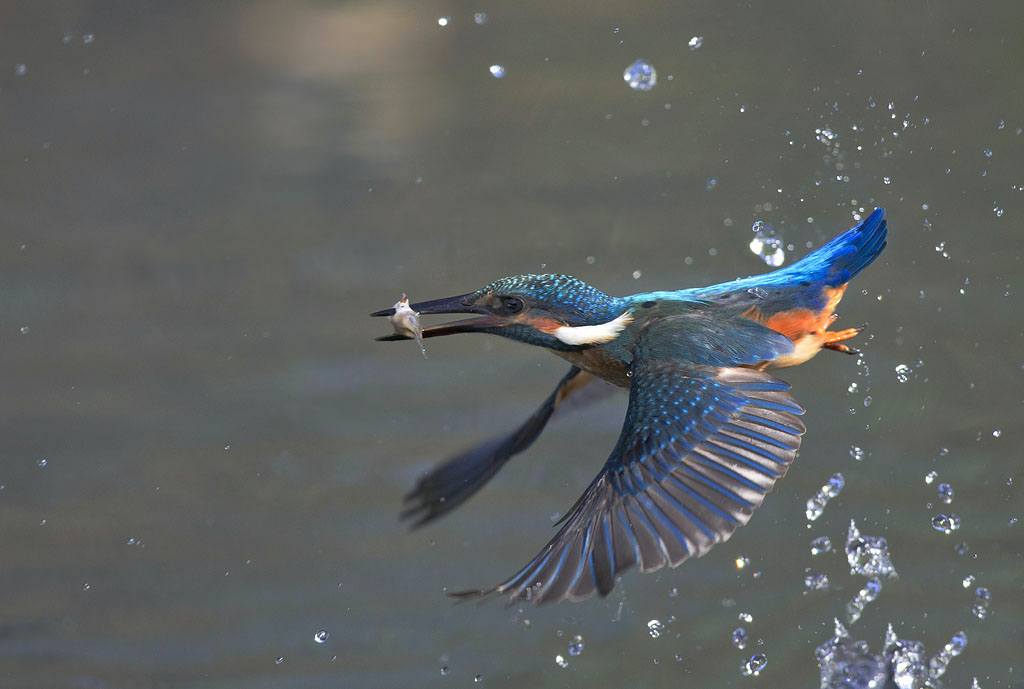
(371, 307), (396, 317)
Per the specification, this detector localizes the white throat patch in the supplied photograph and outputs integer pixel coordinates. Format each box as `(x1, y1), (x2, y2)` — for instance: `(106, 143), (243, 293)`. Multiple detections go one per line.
(553, 311), (633, 346)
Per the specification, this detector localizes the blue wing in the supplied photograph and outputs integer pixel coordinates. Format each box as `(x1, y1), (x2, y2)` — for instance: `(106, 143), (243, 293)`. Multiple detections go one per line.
(452, 331), (806, 605)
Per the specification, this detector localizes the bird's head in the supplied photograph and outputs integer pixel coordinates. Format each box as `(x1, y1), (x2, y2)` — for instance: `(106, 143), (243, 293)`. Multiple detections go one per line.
(371, 274), (632, 350)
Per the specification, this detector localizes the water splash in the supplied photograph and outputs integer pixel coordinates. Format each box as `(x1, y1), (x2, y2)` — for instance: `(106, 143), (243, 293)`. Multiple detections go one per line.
(928, 631), (966, 679)
(930, 513), (961, 534)
(971, 587), (992, 620)
(806, 473), (845, 521)
(647, 619), (664, 638)
(895, 363), (911, 382)
(846, 578), (882, 624)
(846, 520), (898, 578)
(739, 653), (767, 677)
(623, 59), (656, 91)
(805, 573), (830, 591)
(749, 221), (786, 266)
(816, 621), (967, 689)
(810, 536), (833, 555)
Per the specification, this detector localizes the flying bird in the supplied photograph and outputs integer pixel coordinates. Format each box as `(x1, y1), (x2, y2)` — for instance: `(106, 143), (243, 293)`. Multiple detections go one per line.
(371, 209), (887, 605)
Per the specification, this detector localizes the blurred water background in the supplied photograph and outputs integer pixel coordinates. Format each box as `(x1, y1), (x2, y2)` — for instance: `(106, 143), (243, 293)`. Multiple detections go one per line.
(1, 1), (1021, 687)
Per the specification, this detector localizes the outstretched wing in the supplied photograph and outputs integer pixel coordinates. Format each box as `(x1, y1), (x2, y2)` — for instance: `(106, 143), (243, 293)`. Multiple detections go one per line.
(453, 324), (805, 605)
(402, 366), (616, 527)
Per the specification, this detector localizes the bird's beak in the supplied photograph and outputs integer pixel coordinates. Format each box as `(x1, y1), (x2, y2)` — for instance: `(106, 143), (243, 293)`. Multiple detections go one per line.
(370, 293), (504, 339)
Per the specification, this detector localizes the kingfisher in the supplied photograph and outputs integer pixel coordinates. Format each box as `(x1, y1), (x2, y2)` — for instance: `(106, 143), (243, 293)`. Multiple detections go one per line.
(371, 209), (887, 605)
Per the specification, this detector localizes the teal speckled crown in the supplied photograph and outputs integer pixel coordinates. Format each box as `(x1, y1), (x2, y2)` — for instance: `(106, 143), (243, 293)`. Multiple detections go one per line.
(473, 274), (622, 323)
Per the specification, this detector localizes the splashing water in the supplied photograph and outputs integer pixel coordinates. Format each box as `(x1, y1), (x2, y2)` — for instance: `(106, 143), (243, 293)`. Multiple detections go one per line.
(739, 653), (767, 677)
(806, 473), (845, 521)
(810, 536), (833, 555)
(928, 631), (967, 679)
(846, 520), (898, 578)
(623, 59), (657, 91)
(846, 578), (882, 624)
(749, 221), (786, 266)
(647, 619), (664, 638)
(930, 513), (961, 534)
(805, 573), (830, 591)
(895, 363), (911, 382)
(972, 587), (992, 620)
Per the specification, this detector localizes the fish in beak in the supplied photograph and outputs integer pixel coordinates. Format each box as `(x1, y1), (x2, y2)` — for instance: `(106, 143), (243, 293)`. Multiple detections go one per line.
(371, 293), (504, 340)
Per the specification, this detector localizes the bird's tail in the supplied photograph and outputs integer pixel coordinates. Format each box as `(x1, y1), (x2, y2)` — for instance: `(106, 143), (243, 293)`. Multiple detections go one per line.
(781, 208), (887, 287)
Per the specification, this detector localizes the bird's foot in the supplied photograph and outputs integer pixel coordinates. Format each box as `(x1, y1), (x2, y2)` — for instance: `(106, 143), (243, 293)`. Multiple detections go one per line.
(822, 323), (866, 356)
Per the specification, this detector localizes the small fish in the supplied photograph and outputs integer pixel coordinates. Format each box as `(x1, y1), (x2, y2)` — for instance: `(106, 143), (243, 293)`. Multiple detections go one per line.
(389, 294), (428, 358)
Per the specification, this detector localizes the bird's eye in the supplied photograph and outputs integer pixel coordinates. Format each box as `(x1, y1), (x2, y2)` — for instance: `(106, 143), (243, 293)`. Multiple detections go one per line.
(503, 297), (524, 313)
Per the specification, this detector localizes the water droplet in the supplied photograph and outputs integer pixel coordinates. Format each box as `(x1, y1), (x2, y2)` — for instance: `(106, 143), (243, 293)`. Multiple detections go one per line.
(688, 35), (703, 50)
(937, 482), (954, 504)
(732, 627), (748, 649)
(739, 653), (767, 677)
(983, 148), (993, 158)
(555, 654), (569, 668)
(705, 177), (718, 191)
(883, 176), (891, 184)
(930, 513), (961, 534)
(895, 363), (911, 383)
(737, 612), (753, 623)
(36, 458), (47, 467)
(82, 34), (95, 44)
(847, 382), (859, 394)
(274, 656), (284, 665)
(954, 541), (970, 556)
(437, 16), (450, 26)
(810, 537), (833, 555)
(488, 64), (505, 78)
(19, 326), (30, 335)
(473, 12), (488, 25)
(846, 520), (898, 578)
(971, 587), (991, 620)
(735, 555), (750, 569)
(925, 470), (938, 484)
(314, 629), (329, 643)
(806, 473), (844, 521)
(667, 587), (678, 598)
(647, 619), (664, 638)
(992, 428), (1002, 438)
(82, 582), (90, 591)
(632, 269), (642, 279)
(962, 574), (975, 588)
(440, 665), (449, 676)
(568, 634), (584, 656)
(747, 287), (767, 299)
(748, 222), (785, 266)
(15, 63), (27, 76)
(804, 573), (830, 591)
(474, 674), (484, 683)
(623, 59), (657, 91)
(863, 395), (872, 407)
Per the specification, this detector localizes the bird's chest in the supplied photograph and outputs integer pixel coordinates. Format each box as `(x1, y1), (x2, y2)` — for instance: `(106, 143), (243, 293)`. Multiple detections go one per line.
(552, 347), (631, 388)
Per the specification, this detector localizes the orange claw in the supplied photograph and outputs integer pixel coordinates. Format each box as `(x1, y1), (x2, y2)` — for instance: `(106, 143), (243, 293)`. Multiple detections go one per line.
(822, 324), (865, 355)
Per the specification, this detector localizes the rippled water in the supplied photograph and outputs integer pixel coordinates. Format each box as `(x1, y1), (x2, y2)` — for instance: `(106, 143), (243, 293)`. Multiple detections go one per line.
(1, 2), (1022, 688)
